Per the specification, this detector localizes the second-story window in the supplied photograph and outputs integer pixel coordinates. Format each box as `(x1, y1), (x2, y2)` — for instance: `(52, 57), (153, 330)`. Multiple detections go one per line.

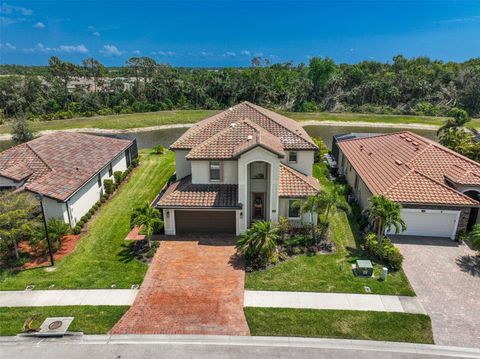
(288, 151), (298, 163)
(209, 161), (221, 181)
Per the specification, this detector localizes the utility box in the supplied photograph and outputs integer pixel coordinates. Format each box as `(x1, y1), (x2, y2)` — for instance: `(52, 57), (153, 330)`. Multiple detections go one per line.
(355, 260), (373, 277)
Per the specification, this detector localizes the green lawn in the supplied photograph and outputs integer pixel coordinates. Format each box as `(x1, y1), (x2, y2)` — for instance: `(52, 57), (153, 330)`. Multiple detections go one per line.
(0, 306), (129, 336)
(244, 308), (433, 344)
(2, 109), (478, 135)
(245, 163), (415, 296)
(0, 110), (217, 134)
(0, 150), (175, 290)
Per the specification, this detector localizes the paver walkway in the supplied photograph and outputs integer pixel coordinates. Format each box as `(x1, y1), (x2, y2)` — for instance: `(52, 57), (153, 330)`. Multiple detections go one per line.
(110, 236), (250, 335)
(0, 289), (137, 307)
(394, 236), (480, 348)
(244, 290), (426, 314)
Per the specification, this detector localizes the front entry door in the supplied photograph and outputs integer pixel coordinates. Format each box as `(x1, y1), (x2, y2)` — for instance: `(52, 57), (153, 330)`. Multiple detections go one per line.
(251, 193), (265, 221)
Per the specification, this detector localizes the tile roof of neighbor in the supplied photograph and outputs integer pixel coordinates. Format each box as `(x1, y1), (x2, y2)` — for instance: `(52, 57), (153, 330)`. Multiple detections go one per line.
(157, 165), (320, 208)
(172, 101), (317, 156)
(0, 132), (133, 201)
(337, 131), (480, 206)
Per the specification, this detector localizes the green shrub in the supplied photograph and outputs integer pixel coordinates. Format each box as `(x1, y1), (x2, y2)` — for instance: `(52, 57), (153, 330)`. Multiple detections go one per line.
(103, 179), (115, 195)
(153, 145), (166, 154)
(113, 171), (123, 186)
(364, 232), (403, 270)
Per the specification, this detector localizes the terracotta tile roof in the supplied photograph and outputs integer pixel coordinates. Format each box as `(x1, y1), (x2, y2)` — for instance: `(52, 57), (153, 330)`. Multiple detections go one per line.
(338, 131), (480, 206)
(186, 119), (285, 160)
(156, 176), (239, 208)
(0, 132), (133, 201)
(171, 102), (317, 153)
(279, 164), (320, 198)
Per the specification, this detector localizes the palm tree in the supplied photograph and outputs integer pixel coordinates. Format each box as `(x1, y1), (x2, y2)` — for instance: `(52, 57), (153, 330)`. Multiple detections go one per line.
(295, 195), (322, 242)
(437, 107), (471, 135)
(130, 202), (163, 248)
(235, 221), (279, 261)
(367, 195), (406, 240)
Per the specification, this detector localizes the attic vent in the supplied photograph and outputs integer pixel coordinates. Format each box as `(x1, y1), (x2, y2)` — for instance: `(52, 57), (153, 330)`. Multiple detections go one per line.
(400, 134), (406, 139)
(395, 159), (403, 165)
(247, 135), (253, 140)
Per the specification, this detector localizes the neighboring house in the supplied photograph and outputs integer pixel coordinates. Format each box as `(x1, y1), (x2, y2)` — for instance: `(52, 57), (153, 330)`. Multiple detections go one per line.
(0, 132), (137, 226)
(156, 101), (320, 235)
(337, 131), (480, 239)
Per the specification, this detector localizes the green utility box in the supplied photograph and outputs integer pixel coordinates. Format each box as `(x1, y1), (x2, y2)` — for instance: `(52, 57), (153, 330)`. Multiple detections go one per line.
(355, 260), (373, 277)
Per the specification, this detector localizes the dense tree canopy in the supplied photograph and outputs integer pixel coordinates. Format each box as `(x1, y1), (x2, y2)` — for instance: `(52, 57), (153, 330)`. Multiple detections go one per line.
(0, 55), (479, 122)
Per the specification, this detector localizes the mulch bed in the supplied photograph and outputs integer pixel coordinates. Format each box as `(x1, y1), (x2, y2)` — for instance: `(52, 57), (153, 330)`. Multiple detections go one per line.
(17, 234), (82, 269)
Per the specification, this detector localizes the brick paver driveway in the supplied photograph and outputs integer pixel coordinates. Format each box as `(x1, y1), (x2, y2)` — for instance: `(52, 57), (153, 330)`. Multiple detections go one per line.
(111, 236), (250, 335)
(394, 236), (480, 348)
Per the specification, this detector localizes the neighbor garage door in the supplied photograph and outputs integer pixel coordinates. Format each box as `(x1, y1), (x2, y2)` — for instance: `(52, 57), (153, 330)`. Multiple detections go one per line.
(175, 210), (236, 234)
(390, 208), (460, 239)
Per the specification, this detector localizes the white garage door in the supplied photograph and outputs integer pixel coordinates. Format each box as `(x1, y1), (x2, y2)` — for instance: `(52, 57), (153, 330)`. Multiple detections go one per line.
(389, 209), (460, 239)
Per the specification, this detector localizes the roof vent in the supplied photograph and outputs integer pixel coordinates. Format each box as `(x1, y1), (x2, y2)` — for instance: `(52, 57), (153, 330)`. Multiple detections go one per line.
(395, 159), (403, 165)
(247, 135), (253, 141)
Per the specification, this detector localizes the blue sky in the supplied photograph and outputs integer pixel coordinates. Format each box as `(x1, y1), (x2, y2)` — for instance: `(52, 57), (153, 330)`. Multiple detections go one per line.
(1, 1), (479, 66)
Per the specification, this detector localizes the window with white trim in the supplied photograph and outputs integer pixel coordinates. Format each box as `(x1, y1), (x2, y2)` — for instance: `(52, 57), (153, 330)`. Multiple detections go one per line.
(209, 161), (221, 181)
(288, 199), (300, 218)
(288, 151), (298, 163)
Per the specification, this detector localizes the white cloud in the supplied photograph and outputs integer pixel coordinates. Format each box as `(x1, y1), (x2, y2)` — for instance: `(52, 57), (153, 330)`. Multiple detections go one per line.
(240, 50), (251, 56)
(92, 31), (100, 36)
(34, 21), (45, 29)
(100, 44), (123, 57)
(0, 3), (33, 16)
(22, 43), (89, 54)
(132, 50), (140, 55)
(0, 42), (16, 50)
(153, 50), (176, 56)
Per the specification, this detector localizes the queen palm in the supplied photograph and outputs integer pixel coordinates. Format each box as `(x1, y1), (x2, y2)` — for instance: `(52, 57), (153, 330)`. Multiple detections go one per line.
(295, 195), (322, 243)
(130, 202), (163, 248)
(235, 221), (279, 261)
(367, 195), (406, 240)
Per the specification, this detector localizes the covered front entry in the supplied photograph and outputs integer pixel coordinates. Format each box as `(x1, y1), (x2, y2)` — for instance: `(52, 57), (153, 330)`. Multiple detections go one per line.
(392, 208), (460, 239)
(175, 210), (236, 234)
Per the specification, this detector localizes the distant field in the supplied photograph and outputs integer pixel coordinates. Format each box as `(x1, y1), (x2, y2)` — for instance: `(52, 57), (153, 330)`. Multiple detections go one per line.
(1, 110), (479, 135)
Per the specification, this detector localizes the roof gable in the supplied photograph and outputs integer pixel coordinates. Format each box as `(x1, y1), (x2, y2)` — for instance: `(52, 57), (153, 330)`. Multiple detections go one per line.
(171, 102), (317, 153)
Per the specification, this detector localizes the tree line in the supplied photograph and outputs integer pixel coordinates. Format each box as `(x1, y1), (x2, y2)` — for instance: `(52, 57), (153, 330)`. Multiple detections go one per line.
(0, 55), (479, 123)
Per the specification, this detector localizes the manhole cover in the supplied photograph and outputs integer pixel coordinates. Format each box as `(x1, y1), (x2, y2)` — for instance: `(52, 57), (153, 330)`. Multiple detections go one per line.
(48, 321), (63, 330)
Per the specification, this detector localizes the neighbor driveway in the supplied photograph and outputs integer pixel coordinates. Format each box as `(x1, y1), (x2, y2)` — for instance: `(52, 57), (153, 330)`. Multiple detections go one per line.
(394, 236), (480, 348)
(110, 236), (249, 336)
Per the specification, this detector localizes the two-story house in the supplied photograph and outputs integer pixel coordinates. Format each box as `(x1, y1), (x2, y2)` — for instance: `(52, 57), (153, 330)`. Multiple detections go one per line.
(156, 102), (320, 235)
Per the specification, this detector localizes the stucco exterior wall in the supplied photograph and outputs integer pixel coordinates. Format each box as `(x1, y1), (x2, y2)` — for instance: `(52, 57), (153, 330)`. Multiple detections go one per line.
(238, 147), (280, 233)
(281, 150), (314, 176)
(0, 176), (20, 188)
(191, 160), (238, 184)
(175, 150), (191, 180)
(42, 196), (69, 223)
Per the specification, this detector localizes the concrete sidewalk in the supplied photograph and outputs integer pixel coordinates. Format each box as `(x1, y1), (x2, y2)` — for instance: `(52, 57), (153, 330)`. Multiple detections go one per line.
(244, 290), (426, 314)
(0, 289), (137, 307)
